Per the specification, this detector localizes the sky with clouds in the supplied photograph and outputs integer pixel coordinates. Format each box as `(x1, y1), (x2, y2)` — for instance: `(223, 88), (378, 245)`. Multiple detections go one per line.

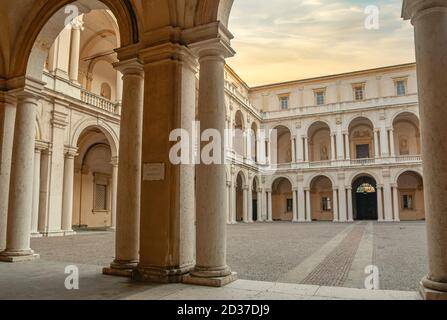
(227, 0), (415, 86)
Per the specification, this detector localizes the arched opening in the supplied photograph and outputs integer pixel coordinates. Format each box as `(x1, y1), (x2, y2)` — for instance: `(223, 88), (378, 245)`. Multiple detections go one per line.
(272, 125), (292, 164)
(234, 110), (245, 158)
(397, 171), (425, 221)
(73, 127), (115, 229)
(352, 175), (378, 220)
(235, 172), (245, 222)
(272, 177), (293, 221)
(310, 175), (334, 221)
(393, 113), (421, 156)
(349, 117), (376, 159)
(308, 121), (332, 162)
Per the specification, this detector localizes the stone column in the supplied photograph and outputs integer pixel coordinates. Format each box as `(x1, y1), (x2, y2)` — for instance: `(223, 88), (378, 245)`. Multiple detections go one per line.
(304, 137), (309, 162)
(61, 148), (77, 235)
(347, 187), (354, 222)
(31, 145), (43, 236)
(245, 186), (251, 223)
(0, 93), (16, 251)
(0, 92), (39, 262)
(266, 139), (271, 164)
(331, 134), (336, 161)
(403, 1), (447, 298)
(296, 130), (304, 162)
(267, 190), (273, 222)
(226, 181), (232, 224)
(344, 133), (351, 160)
(338, 185), (347, 222)
(292, 189), (298, 222)
(261, 188), (267, 222)
(380, 123), (389, 158)
(185, 27), (237, 286)
(69, 17), (83, 83)
(232, 183), (237, 224)
(389, 129), (396, 157)
(392, 184), (400, 222)
(297, 180), (306, 222)
(110, 157), (119, 229)
(332, 188), (339, 222)
(383, 182), (393, 222)
(374, 130), (380, 158)
(305, 188), (312, 222)
(257, 189), (263, 222)
(377, 185), (384, 222)
(337, 128), (344, 160)
(104, 59), (144, 277)
(291, 137), (296, 163)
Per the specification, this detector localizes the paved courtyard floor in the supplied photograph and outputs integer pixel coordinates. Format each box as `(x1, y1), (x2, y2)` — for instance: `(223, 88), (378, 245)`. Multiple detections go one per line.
(0, 221), (427, 300)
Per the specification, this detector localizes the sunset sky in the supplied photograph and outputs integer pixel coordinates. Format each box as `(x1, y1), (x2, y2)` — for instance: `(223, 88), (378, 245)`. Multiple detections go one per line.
(227, 0), (415, 87)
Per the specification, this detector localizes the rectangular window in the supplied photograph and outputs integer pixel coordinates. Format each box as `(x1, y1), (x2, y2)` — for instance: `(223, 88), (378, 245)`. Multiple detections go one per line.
(280, 96), (289, 110)
(354, 86), (364, 101)
(315, 92), (325, 105)
(322, 197), (332, 211)
(287, 199), (293, 212)
(403, 194), (414, 210)
(356, 144), (370, 159)
(396, 80), (406, 96)
(94, 184), (107, 211)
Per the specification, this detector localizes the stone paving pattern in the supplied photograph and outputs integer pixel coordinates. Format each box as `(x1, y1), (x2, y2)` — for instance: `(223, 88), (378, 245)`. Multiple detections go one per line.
(301, 225), (364, 287)
(27, 222), (428, 291)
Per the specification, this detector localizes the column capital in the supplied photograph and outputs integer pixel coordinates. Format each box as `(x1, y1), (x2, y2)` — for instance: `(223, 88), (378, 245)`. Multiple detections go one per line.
(70, 16), (84, 30)
(64, 147), (78, 159)
(110, 156), (119, 167)
(113, 58), (144, 78)
(402, 0), (447, 22)
(139, 42), (199, 73)
(35, 141), (47, 153)
(184, 22), (235, 59)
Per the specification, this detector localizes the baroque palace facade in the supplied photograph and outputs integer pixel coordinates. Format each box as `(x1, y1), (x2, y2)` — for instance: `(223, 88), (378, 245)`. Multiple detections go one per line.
(9, 9), (424, 239)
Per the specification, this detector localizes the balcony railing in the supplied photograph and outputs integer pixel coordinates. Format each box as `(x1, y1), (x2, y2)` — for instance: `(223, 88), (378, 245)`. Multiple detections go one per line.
(81, 90), (118, 114)
(396, 155), (422, 162)
(350, 158), (376, 166)
(309, 160), (333, 168)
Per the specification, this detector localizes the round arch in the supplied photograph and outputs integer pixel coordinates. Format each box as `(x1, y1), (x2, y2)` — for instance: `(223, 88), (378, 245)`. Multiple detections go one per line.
(271, 177), (293, 222)
(390, 110), (420, 127)
(270, 175), (294, 190)
(395, 170), (425, 221)
(352, 174), (378, 221)
(15, 0), (139, 80)
(349, 171), (381, 186)
(71, 118), (119, 157)
(393, 168), (423, 185)
(305, 119), (333, 135)
(306, 173), (336, 189)
(309, 175), (334, 221)
(344, 114), (376, 132)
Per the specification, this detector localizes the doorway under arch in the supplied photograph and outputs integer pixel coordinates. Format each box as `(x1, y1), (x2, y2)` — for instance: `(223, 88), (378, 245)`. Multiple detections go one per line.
(352, 176), (378, 220)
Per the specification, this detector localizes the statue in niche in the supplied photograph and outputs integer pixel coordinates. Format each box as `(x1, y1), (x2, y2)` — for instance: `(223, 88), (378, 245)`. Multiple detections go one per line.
(100, 82), (112, 100)
(400, 137), (410, 155)
(321, 144), (329, 160)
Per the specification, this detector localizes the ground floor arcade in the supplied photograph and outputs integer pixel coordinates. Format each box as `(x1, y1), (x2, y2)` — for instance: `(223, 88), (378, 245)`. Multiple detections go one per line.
(229, 166), (425, 224)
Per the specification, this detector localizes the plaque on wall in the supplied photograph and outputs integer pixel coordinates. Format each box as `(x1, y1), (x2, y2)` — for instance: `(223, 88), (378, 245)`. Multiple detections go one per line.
(143, 163), (165, 181)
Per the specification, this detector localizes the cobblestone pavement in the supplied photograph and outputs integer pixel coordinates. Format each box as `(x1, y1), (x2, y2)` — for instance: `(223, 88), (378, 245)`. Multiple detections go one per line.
(28, 221), (427, 291)
(301, 225), (365, 287)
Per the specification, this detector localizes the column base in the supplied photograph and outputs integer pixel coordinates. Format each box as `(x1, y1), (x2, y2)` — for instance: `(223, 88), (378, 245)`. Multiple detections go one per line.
(420, 277), (447, 300)
(62, 230), (77, 236)
(132, 264), (194, 284)
(103, 260), (138, 278)
(184, 272), (238, 288)
(0, 250), (40, 263)
(30, 232), (43, 238)
(40, 231), (66, 237)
